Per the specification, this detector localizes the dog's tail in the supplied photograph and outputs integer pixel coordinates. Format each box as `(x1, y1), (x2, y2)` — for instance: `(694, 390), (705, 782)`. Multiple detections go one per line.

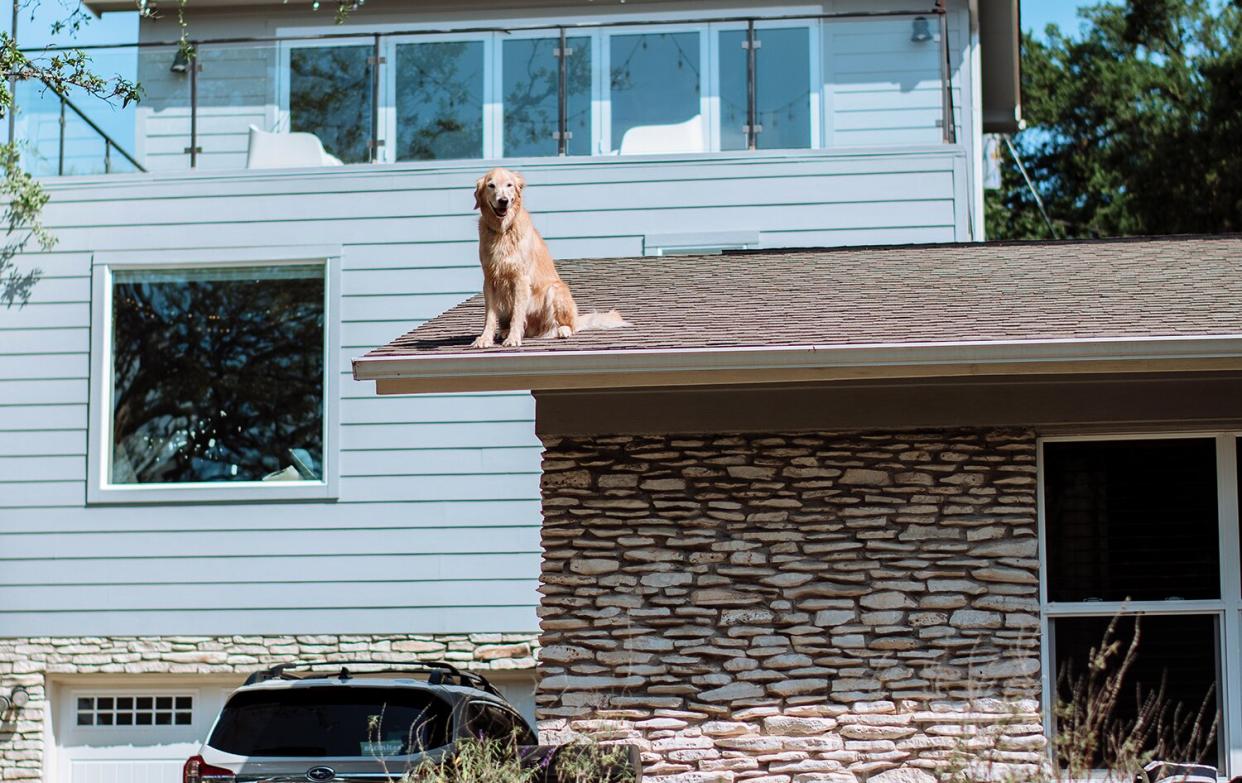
(574, 309), (631, 332)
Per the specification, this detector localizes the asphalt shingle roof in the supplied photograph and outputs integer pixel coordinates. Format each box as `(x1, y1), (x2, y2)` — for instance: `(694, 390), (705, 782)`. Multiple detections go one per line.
(364, 235), (1242, 360)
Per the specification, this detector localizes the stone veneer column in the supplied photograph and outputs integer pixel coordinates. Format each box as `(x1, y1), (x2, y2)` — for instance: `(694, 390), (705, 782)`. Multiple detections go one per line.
(537, 430), (1043, 783)
(0, 633), (538, 782)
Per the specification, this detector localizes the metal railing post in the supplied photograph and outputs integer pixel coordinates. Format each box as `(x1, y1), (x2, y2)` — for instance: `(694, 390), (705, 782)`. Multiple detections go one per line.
(189, 47), (199, 166)
(44, 80), (145, 172)
(370, 33), (382, 162)
(105, 139), (112, 173)
(557, 27), (568, 156)
(746, 19), (758, 151)
(937, 1), (956, 144)
(57, 96), (66, 176)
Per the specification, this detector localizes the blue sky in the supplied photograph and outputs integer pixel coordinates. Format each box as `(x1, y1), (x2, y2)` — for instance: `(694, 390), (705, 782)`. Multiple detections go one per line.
(1020, 0), (1118, 38)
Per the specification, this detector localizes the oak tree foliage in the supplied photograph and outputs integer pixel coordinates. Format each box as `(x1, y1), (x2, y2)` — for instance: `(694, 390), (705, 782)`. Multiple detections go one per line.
(987, 0), (1242, 240)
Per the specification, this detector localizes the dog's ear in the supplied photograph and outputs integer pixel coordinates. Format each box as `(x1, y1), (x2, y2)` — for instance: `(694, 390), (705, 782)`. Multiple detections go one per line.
(513, 171), (526, 192)
(473, 176), (487, 211)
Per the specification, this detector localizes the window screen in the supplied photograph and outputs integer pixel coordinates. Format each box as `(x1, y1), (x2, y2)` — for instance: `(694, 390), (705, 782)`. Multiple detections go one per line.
(110, 265), (325, 485)
(1043, 439), (1218, 602)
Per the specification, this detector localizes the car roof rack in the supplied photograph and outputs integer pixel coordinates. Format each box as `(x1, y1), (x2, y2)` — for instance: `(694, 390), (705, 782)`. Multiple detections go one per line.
(242, 660), (503, 696)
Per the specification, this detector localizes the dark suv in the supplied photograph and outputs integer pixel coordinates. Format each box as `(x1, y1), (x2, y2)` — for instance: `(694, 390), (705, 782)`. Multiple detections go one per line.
(184, 662), (551, 783)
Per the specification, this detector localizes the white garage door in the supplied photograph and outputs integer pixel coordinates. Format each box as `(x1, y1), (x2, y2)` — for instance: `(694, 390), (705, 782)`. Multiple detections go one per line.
(56, 684), (233, 783)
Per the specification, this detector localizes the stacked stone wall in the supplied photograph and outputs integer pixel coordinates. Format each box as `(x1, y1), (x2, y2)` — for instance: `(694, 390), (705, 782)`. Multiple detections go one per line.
(0, 633), (537, 782)
(537, 429), (1043, 783)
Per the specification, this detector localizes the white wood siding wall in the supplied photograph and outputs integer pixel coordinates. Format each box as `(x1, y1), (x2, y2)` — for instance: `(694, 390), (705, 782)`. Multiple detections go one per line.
(0, 148), (967, 637)
(824, 15), (965, 148)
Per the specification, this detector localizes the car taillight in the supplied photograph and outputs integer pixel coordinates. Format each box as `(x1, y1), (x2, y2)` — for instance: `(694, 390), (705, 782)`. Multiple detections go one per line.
(184, 755), (235, 783)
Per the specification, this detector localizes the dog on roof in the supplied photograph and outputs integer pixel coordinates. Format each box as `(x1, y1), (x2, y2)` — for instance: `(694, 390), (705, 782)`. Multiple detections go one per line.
(470, 167), (628, 348)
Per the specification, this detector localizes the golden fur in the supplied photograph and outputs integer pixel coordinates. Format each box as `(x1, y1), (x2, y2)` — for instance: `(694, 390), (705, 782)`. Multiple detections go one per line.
(470, 167), (626, 348)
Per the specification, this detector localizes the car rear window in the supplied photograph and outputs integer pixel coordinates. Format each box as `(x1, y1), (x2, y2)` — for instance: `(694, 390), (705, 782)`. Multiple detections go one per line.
(208, 687), (451, 757)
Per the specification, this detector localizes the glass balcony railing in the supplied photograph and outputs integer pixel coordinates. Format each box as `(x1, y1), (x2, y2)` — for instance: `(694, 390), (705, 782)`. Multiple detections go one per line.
(15, 8), (959, 176)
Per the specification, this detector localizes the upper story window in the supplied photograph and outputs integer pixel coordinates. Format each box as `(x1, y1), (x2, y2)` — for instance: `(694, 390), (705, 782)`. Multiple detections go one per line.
(279, 19), (819, 162)
(89, 249), (340, 503)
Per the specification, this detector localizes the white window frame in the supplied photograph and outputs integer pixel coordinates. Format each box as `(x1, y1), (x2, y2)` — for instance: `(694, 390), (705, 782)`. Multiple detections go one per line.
(73, 691), (196, 728)
(1037, 431), (1242, 777)
(708, 19), (823, 152)
(87, 245), (342, 504)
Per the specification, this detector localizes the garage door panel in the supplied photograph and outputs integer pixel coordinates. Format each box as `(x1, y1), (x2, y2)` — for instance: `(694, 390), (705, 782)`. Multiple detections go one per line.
(69, 756), (193, 783)
(57, 684), (232, 783)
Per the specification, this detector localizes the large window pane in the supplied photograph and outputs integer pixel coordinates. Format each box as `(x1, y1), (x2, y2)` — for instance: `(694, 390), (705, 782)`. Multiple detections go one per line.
(110, 265), (324, 485)
(1044, 439), (1219, 602)
(289, 45), (372, 164)
(395, 40), (484, 161)
(503, 37), (592, 157)
(610, 32), (702, 153)
(1053, 615), (1221, 767)
(209, 688), (451, 757)
(720, 27), (812, 151)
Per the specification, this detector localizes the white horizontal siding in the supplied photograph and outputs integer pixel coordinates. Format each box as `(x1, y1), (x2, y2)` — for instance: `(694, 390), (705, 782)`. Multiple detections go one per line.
(0, 501), (541, 533)
(8, 606), (539, 637)
(824, 14), (967, 148)
(1, 144), (967, 637)
(0, 552), (541, 585)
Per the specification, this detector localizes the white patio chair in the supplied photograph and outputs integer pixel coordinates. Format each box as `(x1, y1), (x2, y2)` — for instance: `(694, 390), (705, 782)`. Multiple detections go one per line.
(618, 114), (705, 155)
(246, 124), (344, 169)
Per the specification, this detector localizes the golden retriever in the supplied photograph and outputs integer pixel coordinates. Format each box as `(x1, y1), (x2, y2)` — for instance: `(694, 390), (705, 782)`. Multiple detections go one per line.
(470, 167), (627, 348)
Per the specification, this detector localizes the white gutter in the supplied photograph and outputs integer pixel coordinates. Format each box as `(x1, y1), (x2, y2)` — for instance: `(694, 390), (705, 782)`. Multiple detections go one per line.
(352, 334), (1242, 393)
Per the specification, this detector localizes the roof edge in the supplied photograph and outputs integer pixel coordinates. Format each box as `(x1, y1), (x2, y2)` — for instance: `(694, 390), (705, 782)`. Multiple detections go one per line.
(353, 334), (1242, 394)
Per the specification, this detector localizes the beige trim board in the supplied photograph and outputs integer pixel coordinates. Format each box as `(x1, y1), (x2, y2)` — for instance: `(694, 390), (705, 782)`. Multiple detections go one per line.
(533, 371), (1242, 436)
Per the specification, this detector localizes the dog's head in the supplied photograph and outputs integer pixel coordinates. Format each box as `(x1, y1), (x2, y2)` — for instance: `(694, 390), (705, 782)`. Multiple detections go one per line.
(474, 168), (526, 228)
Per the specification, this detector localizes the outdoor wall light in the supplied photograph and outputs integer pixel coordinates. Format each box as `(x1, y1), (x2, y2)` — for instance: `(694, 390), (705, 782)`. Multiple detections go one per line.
(911, 17), (933, 43)
(0, 685), (31, 714)
(170, 49), (190, 74)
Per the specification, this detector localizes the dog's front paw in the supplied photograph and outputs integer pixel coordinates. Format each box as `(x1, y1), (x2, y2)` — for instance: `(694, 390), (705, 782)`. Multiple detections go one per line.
(470, 335), (495, 349)
(555, 325), (573, 339)
(501, 334), (523, 348)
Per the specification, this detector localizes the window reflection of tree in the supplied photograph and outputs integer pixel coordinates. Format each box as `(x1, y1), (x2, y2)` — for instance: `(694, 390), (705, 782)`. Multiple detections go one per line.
(504, 38), (591, 156)
(290, 47), (372, 164)
(110, 272), (324, 484)
(397, 42), (483, 161)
